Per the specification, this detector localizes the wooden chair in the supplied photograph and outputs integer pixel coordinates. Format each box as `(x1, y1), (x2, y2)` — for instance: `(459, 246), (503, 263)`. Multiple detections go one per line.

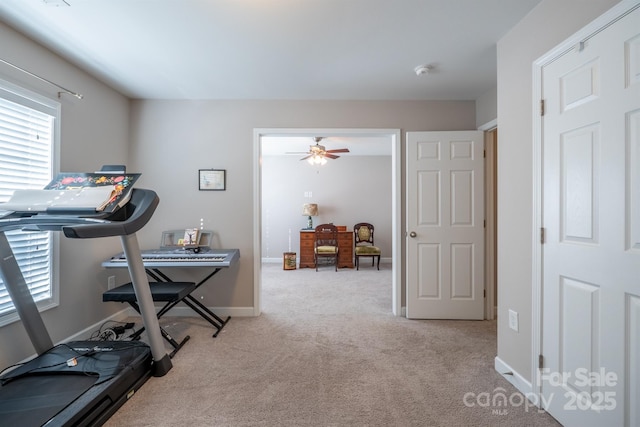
(353, 222), (381, 270)
(314, 224), (339, 271)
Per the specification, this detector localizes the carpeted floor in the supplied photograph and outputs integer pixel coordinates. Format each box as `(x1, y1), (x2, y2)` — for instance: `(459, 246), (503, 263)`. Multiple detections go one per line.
(104, 263), (561, 426)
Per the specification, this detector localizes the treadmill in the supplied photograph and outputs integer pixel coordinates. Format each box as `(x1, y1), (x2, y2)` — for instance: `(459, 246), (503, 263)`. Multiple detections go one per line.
(0, 186), (172, 426)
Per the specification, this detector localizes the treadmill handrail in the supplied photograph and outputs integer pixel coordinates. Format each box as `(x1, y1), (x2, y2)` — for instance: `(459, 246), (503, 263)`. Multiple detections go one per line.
(0, 189), (159, 238)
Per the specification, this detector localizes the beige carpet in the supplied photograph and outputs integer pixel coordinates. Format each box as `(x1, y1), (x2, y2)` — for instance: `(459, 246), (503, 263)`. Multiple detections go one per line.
(104, 264), (561, 427)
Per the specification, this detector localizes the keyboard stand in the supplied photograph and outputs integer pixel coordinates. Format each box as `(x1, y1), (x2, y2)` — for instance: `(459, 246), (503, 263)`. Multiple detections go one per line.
(102, 248), (239, 338)
(145, 266), (231, 337)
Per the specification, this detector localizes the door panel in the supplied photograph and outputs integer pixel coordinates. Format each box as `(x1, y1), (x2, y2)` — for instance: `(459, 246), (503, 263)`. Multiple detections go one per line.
(406, 131), (484, 319)
(630, 109), (640, 250)
(561, 125), (599, 243)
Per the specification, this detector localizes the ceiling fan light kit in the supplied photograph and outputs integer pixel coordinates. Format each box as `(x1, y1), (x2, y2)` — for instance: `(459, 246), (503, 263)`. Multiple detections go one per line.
(298, 137), (349, 165)
(307, 155), (328, 165)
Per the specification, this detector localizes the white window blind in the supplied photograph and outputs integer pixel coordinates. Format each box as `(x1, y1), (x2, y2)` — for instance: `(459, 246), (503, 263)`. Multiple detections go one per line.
(0, 81), (58, 319)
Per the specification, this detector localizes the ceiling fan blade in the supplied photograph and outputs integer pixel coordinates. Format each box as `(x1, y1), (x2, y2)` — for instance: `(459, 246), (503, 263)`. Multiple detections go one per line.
(324, 153), (340, 159)
(326, 148), (350, 153)
(299, 154), (312, 161)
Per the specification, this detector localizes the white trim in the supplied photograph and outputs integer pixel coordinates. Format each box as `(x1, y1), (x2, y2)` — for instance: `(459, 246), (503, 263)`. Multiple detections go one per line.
(261, 257), (395, 265)
(484, 129), (497, 320)
(163, 306), (255, 318)
(531, 64), (543, 403)
(478, 118), (497, 131)
(531, 0), (640, 414)
(253, 129), (262, 316)
(391, 129), (402, 316)
(101, 305), (254, 320)
(494, 356), (535, 403)
(253, 128), (402, 317)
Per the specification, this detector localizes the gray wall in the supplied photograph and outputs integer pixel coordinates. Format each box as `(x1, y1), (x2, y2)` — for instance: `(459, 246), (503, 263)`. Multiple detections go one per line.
(0, 22), (132, 366)
(261, 155), (392, 262)
(128, 100), (476, 310)
(495, 0), (620, 383)
(475, 86), (497, 129)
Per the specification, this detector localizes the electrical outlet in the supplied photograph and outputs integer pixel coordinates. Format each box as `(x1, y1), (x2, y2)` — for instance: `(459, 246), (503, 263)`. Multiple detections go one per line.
(508, 309), (519, 332)
(107, 275), (116, 290)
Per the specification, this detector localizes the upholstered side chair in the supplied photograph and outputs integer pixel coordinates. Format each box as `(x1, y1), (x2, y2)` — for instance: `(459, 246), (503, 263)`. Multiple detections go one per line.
(353, 222), (381, 270)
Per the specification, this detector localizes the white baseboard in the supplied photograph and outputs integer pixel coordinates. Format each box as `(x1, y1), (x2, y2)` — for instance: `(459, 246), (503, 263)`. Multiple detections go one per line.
(102, 305), (256, 320)
(168, 306), (255, 317)
(77, 305), (255, 349)
(61, 308), (132, 343)
(494, 356), (535, 399)
(261, 257), (393, 264)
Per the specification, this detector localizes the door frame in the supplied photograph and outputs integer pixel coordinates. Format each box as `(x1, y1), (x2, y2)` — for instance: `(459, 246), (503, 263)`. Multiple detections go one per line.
(532, 0), (639, 407)
(252, 128), (402, 317)
(480, 120), (498, 320)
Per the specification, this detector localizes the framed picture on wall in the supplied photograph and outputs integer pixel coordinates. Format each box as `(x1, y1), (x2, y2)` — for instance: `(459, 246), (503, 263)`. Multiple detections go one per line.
(199, 169), (226, 191)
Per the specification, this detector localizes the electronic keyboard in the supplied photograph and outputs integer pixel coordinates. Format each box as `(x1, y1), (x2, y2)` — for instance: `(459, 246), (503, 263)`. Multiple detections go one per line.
(102, 248), (239, 268)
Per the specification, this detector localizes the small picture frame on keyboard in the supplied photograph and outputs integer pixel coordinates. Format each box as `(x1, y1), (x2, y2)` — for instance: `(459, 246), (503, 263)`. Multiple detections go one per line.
(182, 228), (200, 246)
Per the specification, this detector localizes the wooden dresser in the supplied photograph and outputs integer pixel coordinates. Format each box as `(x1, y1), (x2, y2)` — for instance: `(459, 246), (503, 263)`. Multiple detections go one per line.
(299, 229), (354, 269)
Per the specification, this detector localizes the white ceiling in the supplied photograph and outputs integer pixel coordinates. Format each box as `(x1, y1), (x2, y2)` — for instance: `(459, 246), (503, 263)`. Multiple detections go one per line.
(0, 0), (541, 101)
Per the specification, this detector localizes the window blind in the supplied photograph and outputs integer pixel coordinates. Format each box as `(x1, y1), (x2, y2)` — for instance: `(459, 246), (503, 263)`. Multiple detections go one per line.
(0, 92), (55, 317)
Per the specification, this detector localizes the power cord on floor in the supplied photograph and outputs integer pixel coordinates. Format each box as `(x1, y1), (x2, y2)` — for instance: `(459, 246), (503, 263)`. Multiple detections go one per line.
(90, 321), (136, 341)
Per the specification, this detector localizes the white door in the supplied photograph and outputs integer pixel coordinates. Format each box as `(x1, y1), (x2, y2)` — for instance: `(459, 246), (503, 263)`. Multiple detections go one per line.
(540, 5), (640, 426)
(406, 131), (485, 319)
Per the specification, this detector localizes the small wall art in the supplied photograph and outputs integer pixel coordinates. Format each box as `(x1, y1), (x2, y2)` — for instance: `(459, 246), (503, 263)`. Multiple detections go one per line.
(199, 169), (226, 191)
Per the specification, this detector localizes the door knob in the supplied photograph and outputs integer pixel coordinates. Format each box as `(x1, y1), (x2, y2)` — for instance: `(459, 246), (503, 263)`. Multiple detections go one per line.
(409, 231), (417, 238)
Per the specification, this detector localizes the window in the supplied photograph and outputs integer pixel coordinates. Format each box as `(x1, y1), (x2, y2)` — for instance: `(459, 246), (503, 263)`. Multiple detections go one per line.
(0, 79), (60, 324)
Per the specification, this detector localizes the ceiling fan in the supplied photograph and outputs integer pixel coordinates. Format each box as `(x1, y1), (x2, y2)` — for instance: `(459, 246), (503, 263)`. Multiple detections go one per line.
(295, 137), (350, 164)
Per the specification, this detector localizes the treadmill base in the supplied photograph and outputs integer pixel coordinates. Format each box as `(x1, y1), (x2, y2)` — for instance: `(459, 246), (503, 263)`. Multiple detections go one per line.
(0, 340), (152, 427)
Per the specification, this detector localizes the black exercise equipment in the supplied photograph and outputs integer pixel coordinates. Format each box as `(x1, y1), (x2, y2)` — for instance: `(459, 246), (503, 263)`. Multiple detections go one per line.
(0, 183), (171, 426)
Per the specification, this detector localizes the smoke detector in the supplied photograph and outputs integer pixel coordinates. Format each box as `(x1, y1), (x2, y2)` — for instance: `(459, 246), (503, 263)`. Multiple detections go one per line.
(414, 65), (432, 76)
(42, 0), (70, 5)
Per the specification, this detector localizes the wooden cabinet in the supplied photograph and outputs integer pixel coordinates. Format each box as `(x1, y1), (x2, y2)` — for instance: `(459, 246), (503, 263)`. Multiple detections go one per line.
(337, 231), (353, 268)
(299, 230), (354, 269)
(299, 231), (316, 268)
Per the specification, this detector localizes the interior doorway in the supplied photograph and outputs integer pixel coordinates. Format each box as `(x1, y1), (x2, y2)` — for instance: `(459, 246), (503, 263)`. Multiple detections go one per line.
(253, 128), (402, 317)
